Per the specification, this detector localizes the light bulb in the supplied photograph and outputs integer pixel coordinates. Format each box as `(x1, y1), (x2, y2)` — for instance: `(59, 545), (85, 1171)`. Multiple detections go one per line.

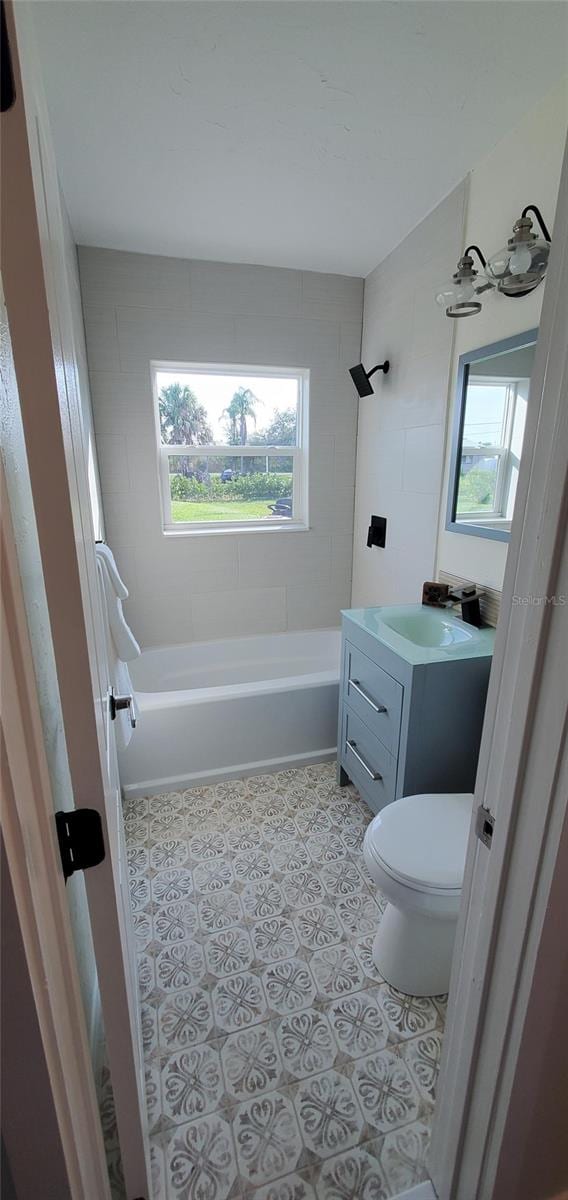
(509, 245), (532, 275)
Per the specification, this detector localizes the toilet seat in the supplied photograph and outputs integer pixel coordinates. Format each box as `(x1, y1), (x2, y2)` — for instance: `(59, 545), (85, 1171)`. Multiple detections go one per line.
(364, 792), (473, 893)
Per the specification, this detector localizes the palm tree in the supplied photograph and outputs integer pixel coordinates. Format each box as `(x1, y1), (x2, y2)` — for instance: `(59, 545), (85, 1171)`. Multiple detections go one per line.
(223, 387), (260, 474)
(159, 382), (213, 477)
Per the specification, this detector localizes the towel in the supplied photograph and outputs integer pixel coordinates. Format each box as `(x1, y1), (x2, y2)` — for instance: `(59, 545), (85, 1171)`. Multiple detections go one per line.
(95, 545), (140, 749)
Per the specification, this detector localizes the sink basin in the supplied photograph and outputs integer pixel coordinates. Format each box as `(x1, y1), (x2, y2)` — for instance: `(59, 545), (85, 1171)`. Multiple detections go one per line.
(343, 604), (495, 664)
(380, 609), (474, 648)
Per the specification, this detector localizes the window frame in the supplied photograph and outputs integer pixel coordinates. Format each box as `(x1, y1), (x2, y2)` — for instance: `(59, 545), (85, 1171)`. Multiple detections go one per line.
(457, 378), (520, 523)
(151, 361), (310, 535)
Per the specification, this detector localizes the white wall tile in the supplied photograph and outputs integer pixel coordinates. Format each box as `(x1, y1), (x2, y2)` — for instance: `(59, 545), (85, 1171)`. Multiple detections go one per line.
(301, 273), (363, 322)
(286, 581), (350, 631)
(189, 262), (302, 317)
(191, 587), (287, 640)
(78, 246), (191, 311)
(82, 306), (120, 370)
(80, 251), (363, 644)
(402, 424), (445, 495)
(237, 531), (331, 587)
(116, 306), (236, 371)
(233, 315), (339, 368)
(351, 181), (466, 608)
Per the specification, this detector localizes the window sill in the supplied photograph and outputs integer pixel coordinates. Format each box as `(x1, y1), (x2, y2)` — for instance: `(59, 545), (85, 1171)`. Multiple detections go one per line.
(163, 521), (310, 538)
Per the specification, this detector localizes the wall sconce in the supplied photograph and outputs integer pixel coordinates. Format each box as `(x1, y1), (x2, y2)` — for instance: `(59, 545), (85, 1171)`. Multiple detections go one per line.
(349, 359), (390, 398)
(435, 204), (551, 319)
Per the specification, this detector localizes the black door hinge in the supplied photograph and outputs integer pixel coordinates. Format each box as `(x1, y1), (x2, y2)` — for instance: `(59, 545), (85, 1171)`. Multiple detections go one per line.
(475, 803), (495, 849)
(55, 809), (106, 883)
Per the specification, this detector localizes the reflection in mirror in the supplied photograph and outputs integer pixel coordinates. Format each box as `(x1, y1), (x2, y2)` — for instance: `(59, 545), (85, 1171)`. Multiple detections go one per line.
(447, 330), (537, 543)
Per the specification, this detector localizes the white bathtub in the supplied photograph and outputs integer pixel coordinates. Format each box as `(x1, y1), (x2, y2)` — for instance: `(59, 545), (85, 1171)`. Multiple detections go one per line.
(118, 628), (341, 798)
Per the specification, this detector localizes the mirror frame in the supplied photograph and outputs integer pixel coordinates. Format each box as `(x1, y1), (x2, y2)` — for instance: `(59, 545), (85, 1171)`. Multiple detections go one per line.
(446, 328), (538, 543)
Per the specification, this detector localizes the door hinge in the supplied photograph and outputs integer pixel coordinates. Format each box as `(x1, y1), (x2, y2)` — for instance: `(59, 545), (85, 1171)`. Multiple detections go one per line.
(55, 809), (106, 883)
(475, 803), (495, 849)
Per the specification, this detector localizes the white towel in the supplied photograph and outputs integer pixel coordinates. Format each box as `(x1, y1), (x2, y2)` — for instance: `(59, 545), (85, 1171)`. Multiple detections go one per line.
(95, 545), (140, 749)
(95, 547), (140, 662)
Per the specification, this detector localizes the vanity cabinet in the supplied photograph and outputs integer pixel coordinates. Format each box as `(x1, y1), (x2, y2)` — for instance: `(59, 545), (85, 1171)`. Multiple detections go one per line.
(338, 609), (493, 814)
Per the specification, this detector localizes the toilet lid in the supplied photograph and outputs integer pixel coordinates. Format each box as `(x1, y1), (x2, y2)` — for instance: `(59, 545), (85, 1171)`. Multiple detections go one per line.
(366, 793), (473, 891)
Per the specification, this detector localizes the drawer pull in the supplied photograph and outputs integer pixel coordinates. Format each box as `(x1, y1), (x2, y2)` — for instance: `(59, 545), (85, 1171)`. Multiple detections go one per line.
(346, 739), (383, 781)
(348, 678), (387, 714)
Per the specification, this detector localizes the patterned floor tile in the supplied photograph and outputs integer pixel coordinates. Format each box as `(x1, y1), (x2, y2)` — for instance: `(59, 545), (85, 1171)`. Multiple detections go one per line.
(315, 1147), (389, 1199)
(270, 841), (312, 876)
(400, 1030), (443, 1104)
(351, 1049), (420, 1134)
(252, 1172), (316, 1200)
(233, 1091), (303, 1186)
(282, 870), (326, 908)
(336, 894), (381, 938)
(328, 991), (388, 1060)
(124, 763), (443, 1200)
(277, 1009), (338, 1080)
(295, 904), (343, 951)
(194, 859), (234, 894)
(377, 986), (438, 1042)
(199, 890), (244, 933)
(380, 1121), (430, 1193)
(151, 868), (193, 906)
(252, 917), (299, 964)
(263, 958), (317, 1015)
(161, 1043), (224, 1124)
(310, 947), (366, 1001)
(150, 839), (190, 870)
(156, 941), (205, 993)
(242, 880), (287, 921)
(294, 1070), (363, 1160)
(158, 988), (214, 1052)
(213, 971), (268, 1033)
(205, 928), (255, 978)
(222, 1023), (284, 1099)
(140, 1001), (158, 1057)
(166, 1112), (238, 1200)
(154, 901), (198, 946)
(190, 831), (228, 862)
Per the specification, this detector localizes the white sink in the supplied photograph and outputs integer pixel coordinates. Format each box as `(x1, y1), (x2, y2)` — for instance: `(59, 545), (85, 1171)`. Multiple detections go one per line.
(344, 604), (495, 664)
(379, 607), (474, 648)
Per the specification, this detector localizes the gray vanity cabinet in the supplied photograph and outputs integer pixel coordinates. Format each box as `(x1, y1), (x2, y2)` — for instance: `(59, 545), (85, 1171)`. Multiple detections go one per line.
(337, 610), (492, 814)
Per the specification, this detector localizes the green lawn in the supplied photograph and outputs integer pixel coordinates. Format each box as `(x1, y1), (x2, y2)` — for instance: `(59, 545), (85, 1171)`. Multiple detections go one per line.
(171, 499), (278, 523)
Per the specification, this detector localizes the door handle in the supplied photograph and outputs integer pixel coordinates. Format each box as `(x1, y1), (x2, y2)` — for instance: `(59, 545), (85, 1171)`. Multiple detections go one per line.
(109, 688), (136, 729)
(348, 678), (387, 714)
(346, 739), (382, 781)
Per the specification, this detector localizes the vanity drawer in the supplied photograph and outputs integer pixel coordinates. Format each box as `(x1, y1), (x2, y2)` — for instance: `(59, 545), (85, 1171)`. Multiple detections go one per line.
(342, 707), (397, 814)
(343, 641), (403, 756)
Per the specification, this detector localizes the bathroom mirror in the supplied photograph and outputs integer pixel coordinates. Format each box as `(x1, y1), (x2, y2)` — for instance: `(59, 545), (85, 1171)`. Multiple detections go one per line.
(446, 329), (538, 542)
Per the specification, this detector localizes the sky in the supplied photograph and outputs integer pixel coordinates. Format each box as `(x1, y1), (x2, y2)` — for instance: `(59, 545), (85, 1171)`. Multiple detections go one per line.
(156, 370), (298, 444)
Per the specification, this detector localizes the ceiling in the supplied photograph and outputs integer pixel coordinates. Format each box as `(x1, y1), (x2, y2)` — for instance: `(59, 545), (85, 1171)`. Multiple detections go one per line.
(33, 1), (568, 277)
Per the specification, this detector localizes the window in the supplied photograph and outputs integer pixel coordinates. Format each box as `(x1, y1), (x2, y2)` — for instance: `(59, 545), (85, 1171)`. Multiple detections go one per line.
(152, 363), (309, 533)
(456, 376), (528, 523)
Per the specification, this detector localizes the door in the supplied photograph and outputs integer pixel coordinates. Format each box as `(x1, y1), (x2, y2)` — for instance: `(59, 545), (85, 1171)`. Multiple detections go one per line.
(429, 134), (568, 1198)
(1, 5), (150, 1196)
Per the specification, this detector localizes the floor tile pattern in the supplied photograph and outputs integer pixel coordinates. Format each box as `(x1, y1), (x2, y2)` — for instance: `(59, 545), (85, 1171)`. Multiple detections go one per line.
(124, 764), (445, 1199)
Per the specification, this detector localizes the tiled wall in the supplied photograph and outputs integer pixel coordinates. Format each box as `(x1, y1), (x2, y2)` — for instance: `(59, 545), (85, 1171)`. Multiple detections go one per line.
(79, 249), (363, 645)
(351, 183), (467, 607)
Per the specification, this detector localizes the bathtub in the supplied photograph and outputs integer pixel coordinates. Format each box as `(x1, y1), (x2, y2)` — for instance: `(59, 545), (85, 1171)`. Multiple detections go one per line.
(118, 628), (341, 798)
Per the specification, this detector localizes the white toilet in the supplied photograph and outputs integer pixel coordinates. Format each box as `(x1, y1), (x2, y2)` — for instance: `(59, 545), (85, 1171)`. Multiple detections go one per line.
(363, 792), (473, 997)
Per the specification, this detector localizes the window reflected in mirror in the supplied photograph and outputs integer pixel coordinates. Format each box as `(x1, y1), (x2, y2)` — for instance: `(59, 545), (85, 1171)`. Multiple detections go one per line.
(447, 332), (537, 543)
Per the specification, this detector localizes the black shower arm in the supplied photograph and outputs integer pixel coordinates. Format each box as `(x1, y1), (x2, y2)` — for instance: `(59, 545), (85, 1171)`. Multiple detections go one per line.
(522, 205), (552, 243)
(366, 360), (390, 380)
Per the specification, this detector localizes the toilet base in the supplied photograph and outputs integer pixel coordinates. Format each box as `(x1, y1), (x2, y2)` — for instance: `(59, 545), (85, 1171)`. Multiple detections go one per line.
(373, 902), (457, 997)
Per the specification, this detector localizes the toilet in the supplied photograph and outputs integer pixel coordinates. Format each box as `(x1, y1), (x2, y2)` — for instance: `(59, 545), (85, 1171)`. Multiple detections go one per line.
(363, 792), (473, 997)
